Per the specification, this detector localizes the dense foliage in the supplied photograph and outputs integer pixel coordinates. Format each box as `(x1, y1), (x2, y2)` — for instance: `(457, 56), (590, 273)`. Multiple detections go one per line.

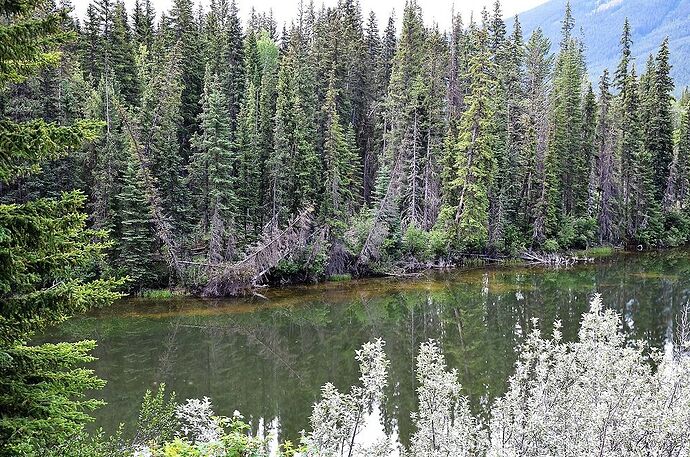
(4, 0), (690, 294)
(0, 0), (121, 454)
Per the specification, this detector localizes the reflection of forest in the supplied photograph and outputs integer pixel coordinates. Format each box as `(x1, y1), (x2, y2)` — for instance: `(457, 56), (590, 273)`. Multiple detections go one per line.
(50, 250), (690, 448)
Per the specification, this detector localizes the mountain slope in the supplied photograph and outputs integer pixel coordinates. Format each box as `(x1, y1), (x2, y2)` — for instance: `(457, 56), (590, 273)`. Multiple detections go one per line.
(512, 0), (690, 91)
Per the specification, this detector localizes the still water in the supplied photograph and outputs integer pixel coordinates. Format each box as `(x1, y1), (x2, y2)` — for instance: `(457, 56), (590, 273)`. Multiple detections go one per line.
(47, 250), (690, 447)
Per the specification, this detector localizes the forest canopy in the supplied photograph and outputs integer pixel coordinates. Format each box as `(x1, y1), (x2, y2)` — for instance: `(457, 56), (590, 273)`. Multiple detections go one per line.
(2, 0), (690, 296)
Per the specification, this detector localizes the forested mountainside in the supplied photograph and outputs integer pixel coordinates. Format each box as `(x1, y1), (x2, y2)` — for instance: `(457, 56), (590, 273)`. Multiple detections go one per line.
(2, 0), (690, 296)
(515, 0), (690, 91)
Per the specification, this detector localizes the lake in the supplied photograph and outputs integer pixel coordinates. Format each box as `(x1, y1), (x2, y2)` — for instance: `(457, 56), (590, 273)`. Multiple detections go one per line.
(45, 250), (690, 449)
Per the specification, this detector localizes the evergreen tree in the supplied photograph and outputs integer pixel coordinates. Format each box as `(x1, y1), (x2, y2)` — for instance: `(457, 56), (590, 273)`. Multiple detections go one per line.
(133, 0), (156, 51)
(549, 4), (587, 235)
(675, 105), (690, 210)
(137, 47), (190, 237)
(627, 66), (661, 243)
(116, 157), (158, 291)
(321, 72), (360, 226)
(521, 28), (554, 245)
(111, 1), (140, 106)
(613, 18), (632, 95)
(593, 70), (618, 242)
(189, 68), (237, 262)
(169, 0), (203, 161)
(444, 29), (497, 249)
(0, 1), (120, 452)
(235, 31), (262, 243)
(645, 38), (674, 202)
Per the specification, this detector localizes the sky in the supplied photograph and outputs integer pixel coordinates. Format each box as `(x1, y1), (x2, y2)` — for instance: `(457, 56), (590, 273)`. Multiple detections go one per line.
(71, 0), (550, 31)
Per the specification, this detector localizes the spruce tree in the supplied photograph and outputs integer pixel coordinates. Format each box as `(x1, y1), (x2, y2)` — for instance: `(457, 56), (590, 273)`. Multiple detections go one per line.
(235, 32), (262, 243)
(645, 38), (674, 202)
(445, 29), (497, 250)
(111, 1), (140, 106)
(0, 1), (120, 452)
(116, 157), (157, 291)
(321, 72), (360, 226)
(189, 67), (237, 262)
(593, 70), (618, 242)
(169, 0), (203, 161)
(523, 29), (555, 245)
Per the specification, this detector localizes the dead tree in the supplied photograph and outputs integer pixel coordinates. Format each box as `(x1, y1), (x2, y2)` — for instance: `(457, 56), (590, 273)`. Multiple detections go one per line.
(196, 208), (316, 296)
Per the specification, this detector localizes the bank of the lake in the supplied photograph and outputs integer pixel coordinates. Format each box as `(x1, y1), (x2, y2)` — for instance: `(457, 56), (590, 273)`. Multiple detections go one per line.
(43, 249), (690, 449)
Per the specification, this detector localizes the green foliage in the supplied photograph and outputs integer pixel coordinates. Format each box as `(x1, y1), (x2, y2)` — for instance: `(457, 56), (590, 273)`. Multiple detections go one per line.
(0, 1), (121, 454)
(557, 216), (598, 249)
(401, 225), (431, 260)
(134, 384), (179, 447)
(542, 238), (560, 253)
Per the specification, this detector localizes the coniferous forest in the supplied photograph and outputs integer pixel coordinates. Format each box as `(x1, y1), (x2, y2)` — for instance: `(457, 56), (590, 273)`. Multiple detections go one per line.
(3, 0), (690, 297)
(5, 0), (690, 456)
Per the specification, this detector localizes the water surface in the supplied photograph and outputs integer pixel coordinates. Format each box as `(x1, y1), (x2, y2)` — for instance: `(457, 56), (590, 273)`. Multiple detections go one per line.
(46, 250), (690, 447)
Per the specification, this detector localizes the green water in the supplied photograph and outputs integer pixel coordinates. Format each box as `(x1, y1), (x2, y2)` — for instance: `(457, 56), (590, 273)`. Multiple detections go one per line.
(46, 250), (690, 447)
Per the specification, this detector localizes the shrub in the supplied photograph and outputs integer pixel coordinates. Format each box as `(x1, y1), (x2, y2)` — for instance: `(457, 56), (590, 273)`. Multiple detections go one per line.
(542, 238), (560, 253)
(128, 297), (690, 457)
(401, 225), (430, 260)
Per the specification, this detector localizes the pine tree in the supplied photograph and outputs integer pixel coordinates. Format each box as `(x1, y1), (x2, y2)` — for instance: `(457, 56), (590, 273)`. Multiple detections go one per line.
(0, 1), (120, 452)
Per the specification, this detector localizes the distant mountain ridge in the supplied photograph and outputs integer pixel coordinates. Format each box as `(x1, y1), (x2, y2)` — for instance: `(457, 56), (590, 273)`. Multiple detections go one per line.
(512, 0), (690, 92)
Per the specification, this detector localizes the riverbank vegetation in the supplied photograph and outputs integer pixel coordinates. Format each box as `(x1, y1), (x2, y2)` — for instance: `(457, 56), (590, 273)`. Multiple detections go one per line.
(3, 0), (690, 296)
(104, 296), (690, 456)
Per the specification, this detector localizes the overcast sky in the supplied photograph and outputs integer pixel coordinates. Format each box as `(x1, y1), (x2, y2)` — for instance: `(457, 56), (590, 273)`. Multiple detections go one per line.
(71, 0), (549, 31)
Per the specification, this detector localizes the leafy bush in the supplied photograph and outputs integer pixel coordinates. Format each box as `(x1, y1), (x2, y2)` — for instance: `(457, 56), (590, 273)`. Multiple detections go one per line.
(557, 216), (597, 249)
(662, 209), (690, 247)
(401, 225), (430, 260)
(428, 229), (451, 259)
(542, 238), (560, 253)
